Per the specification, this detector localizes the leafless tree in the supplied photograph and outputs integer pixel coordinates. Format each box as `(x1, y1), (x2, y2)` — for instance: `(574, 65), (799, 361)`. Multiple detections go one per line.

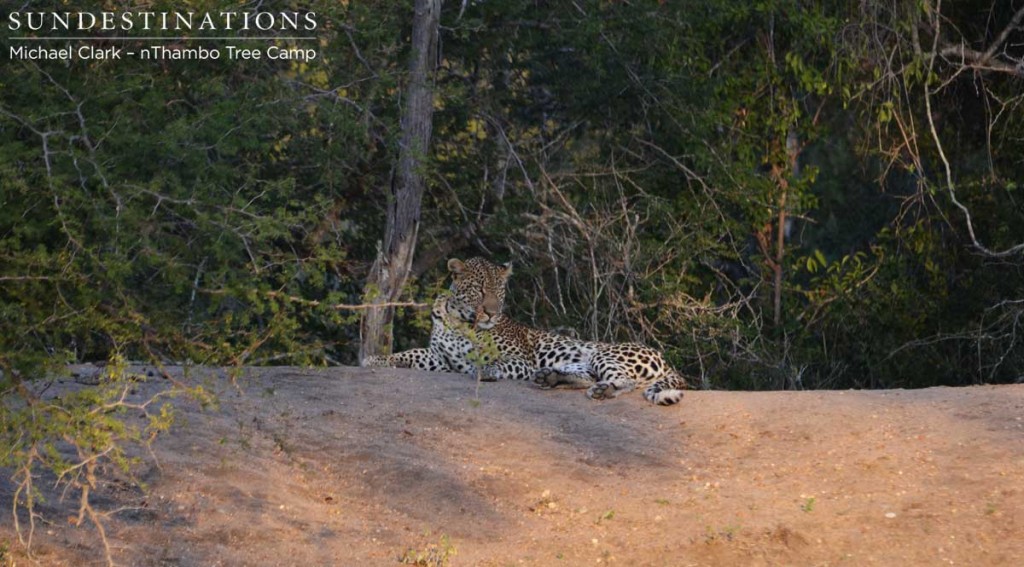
(360, 0), (443, 360)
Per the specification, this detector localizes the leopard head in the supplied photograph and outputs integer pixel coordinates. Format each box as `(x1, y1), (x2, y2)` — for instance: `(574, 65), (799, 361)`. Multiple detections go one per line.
(446, 257), (512, 330)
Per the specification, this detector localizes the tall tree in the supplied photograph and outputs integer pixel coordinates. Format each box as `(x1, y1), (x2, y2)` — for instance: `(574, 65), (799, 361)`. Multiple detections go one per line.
(360, 0), (443, 360)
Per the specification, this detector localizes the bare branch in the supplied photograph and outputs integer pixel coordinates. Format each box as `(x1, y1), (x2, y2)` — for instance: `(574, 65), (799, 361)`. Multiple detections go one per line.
(923, 0), (1024, 258)
(938, 43), (1024, 77)
(200, 288), (428, 311)
(982, 5), (1024, 63)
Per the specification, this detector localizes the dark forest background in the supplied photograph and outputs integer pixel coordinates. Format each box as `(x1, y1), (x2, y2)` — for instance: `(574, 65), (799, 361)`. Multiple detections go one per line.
(2, 1), (1023, 556)
(3, 0), (1024, 391)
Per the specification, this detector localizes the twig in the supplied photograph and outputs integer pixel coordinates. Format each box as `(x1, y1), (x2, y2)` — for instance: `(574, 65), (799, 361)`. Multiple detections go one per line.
(199, 288), (428, 311)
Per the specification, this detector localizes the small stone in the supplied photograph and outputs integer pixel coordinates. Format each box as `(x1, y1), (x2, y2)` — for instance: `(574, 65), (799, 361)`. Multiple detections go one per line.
(885, 512), (896, 519)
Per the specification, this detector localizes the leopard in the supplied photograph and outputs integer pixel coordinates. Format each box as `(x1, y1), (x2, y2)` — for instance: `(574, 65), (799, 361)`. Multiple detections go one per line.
(359, 293), (453, 372)
(364, 257), (687, 406)
(361, 257), (518, 373)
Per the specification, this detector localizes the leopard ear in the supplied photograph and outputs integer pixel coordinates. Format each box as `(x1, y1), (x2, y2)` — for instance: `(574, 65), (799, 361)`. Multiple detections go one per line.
(447, 258), (465, 274)
(501, 261), (513, 277)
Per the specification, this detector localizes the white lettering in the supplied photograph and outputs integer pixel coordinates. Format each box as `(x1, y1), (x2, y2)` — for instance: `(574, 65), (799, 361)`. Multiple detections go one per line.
(281, 12), (298, 30)
(142, 45), (220, 60)
(3, 11), (319, 34)
(52, 12), (70, 30)
(77, 12), (96, 30)
(198, 13), (216, 30)
(79, 45), (122, 59)
(254, 12), (275, 31)
(267, 46), (316, 61)
(226, 45), (260, 59)
(174, 12), (192, 30)
(9, 44), (72, 60)
(26, 13), (44, 31)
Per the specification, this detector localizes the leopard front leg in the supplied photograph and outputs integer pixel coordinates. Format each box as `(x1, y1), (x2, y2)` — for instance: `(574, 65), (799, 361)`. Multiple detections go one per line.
(362, 348), (450, 372)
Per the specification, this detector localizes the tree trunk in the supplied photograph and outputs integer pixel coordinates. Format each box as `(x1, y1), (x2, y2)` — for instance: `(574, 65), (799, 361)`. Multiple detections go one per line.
(773, 185), (786, 327)
(360, 0), (441, 361)
(772, 127), (800, 327)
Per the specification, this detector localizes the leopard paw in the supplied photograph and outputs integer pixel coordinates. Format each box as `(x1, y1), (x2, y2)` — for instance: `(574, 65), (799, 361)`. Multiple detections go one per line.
(533, 368), (560, 389)
(586, 383), (614, 400)
(362, 355), (388, 368)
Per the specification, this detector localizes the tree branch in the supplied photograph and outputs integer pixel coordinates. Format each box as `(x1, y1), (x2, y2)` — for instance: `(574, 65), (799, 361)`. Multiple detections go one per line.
(200, 288), (428, 311)
(936, 5), (1024, 77)
(938, 43), (1024, 77)
(923, 0), (1024, 257)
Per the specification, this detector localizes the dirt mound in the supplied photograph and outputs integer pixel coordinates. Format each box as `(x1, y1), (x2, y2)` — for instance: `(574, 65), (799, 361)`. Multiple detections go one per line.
(2, 367), (1023, 565)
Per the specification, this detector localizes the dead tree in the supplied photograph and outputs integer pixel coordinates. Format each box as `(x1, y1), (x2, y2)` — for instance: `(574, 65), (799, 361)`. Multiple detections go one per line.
(360, 0), (442, 361)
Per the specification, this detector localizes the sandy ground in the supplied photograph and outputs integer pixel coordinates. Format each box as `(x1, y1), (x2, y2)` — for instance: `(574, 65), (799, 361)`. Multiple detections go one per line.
(2, 366), (1023, 566)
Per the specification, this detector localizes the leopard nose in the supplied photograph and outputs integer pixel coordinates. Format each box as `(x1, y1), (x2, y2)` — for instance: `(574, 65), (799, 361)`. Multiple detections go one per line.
(481, 295), (501, 317)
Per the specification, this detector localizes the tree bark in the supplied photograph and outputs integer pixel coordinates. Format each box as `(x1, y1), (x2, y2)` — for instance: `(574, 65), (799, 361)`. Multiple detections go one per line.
(360, 0), (441, 361)
(763, 128), (800, 327)
(776, 128), (800, 326)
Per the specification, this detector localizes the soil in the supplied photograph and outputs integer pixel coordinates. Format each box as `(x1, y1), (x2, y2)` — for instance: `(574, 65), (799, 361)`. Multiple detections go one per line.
(2, 366), (1023, 566)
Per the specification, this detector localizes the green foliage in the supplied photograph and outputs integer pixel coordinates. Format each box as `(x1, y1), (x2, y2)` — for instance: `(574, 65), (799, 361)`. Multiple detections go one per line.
(329, 0), (1024, 390)
(444, 310), (501, 401)
(0, 0), (403, 558)
(0, 356), (210, 562)
(2, 2), (1024, 558)
(461, 326), (501, 368)
(0, 1), (407, 376)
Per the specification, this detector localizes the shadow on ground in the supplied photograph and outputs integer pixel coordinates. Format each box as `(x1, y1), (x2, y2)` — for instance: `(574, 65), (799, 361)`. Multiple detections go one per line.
(2, 366), (1022, 566)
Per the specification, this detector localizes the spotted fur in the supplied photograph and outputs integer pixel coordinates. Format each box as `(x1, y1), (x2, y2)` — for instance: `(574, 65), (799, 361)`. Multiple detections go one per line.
(473, 312), (689, 406)
(366, 257), (686, 406)
(361, 257), (513, 372)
